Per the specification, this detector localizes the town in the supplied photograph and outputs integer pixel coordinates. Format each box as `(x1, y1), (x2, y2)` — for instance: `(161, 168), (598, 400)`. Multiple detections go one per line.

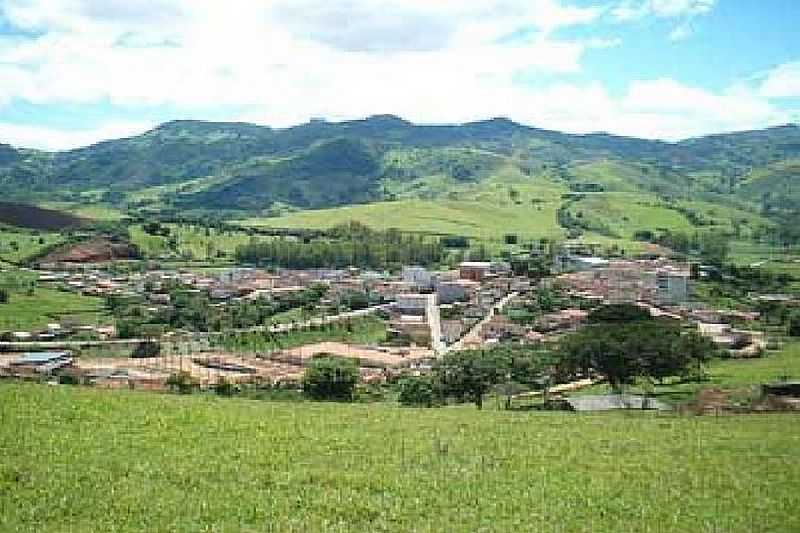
(1, 237), (785, 413)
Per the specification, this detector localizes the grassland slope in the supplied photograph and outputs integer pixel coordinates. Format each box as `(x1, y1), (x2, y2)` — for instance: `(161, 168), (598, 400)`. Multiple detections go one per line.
(1, 384), (798, 532)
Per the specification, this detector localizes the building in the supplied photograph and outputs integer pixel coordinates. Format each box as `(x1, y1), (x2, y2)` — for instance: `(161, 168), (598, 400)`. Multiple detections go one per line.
(656, 269), (690, 305)
(459, 262), (493, 282)
(391, 293), (444, 352)
(436, 280), (479, 304)
(402, 266), (433, 289)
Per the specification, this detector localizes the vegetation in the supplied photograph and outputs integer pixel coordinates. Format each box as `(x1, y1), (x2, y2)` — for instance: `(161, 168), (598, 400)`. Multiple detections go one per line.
(1, 383), (799, 532)
(0, 270), (109, 331)
(214, 316), (389, 353)
(111, 283), (331, 337)
(0, 227), (64, 263)
(236, 222), (445, 269)
(302, 356), (360, 401)
(557, 313), (716, 390)
(580, 341), (800, 404)
(431, 346), (554, 409)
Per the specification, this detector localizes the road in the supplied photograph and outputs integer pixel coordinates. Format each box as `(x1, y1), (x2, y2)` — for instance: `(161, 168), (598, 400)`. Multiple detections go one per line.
(445, 291), (519, 354)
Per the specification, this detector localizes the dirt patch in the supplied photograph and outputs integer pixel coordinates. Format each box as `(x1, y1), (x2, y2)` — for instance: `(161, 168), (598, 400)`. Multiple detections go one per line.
(39, 237), (138, 263)
(271, 342), (434, 368)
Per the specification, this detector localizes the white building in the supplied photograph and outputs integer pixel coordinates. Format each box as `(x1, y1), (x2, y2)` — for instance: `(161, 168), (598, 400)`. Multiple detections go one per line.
(436, 280), (479, 304)
(656, 269), (689, 305)
(402, 266), (434, 289)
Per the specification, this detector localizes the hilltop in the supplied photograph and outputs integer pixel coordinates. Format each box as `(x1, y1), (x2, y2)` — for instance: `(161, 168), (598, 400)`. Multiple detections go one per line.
(0, 117), (798, 241)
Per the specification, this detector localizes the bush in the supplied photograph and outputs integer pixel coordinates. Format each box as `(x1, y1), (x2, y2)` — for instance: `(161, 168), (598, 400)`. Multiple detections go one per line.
(215, 376), (239, 397)
(788, 313), (800, 337)
(166, 371), (199, 394)
(0, 288), (8, 304)
(302, 356), (359, 401)
(588, 304), (651, 324)
(398, 375), (439, 407)
(131, 341), (161, 359)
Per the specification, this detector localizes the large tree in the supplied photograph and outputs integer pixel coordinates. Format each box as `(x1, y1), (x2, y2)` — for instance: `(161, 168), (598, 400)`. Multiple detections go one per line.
(556, 319), (715, 391)
(435, 346), (554, 409)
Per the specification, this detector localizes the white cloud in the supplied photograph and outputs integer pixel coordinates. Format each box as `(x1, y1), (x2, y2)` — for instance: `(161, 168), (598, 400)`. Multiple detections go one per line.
(760, 62), (800, 98)
(612, 0), (715, 21)
(0, 120), (156, 150)
(0, 0), (793, 149)
(611, 0), (714, 40)
(668, 23), (691, 41)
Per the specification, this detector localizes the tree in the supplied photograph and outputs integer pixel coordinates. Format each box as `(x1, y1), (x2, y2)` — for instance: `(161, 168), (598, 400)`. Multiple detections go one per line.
(398, 375), (439, 407)
(302, 356), (359, 401)
(588, 304), (650, 324)
(556, 320), (716, 391)
(435, 350), (503, 409)
(434, 346), (554, 409)
(788, 312), (800, 337)
(0, 288), (8, 304)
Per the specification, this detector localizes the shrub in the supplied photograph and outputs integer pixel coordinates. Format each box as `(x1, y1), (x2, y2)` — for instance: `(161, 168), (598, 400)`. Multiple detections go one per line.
(398, 375), (439, 407)
(131, 341), (161, 359)
(166, 371), (199, 394)
(302, 356), (359, 401)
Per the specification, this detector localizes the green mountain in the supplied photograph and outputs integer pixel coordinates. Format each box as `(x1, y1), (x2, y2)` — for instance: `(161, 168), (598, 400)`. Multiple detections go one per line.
(1, 116), (798, 225)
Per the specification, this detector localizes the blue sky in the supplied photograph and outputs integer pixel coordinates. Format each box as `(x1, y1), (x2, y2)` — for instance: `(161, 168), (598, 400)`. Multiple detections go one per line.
(0, 0), (798, 149)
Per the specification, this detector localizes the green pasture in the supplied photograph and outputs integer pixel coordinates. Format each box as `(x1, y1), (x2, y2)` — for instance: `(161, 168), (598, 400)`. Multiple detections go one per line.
(1, 383), (798, 532)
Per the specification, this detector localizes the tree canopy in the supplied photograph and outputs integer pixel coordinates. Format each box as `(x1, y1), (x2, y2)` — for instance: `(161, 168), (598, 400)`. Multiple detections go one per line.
(556, 318), (716, 390)
(302, 356), (359, 402)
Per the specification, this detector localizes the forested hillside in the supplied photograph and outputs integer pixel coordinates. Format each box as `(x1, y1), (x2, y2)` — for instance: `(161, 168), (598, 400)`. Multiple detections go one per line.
(0, 116), (798, 228)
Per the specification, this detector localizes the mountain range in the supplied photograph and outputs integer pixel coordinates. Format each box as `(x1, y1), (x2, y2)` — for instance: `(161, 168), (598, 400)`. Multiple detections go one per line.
(1, 115), (798, 225)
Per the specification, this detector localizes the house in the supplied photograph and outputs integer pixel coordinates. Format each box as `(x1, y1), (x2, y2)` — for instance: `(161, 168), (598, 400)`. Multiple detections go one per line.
(656, 269), (690, 305)
(481, 314), (525, 341)
(436, 280), (479, 304)
(534, 309), (588, 332)
(553, 255), (609, 273)
(459, 262), (493, 282)
(395, 293), (436, 315)
(402, 266), (433, 289)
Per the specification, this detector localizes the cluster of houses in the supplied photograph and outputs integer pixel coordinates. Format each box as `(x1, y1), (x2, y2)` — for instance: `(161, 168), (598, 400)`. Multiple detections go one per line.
(554, 256), (769, 357)
(9, 262), (524, 351)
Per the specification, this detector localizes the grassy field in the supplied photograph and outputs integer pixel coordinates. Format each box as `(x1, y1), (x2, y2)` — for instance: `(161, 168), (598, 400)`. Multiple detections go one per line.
(216, 316), (389, 352)
(128, 223), (260, 261)
(567, 193), (693, 238)
(578, 341), (800, 405)
(0, 228), (63, 263)
(0, 287), (110, 331)
(38, 202), (126, 222)
(727, 240), (800, 279)
(242, 196), (565, 241)
(1, 383), (798, 532)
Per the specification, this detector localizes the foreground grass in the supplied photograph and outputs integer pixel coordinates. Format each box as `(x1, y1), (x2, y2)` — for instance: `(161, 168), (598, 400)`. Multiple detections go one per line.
(1, 384), (798, 532)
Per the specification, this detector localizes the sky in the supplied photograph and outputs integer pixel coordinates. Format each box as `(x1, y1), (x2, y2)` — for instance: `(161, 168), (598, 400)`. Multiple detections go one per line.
(0, 0), (798, 150)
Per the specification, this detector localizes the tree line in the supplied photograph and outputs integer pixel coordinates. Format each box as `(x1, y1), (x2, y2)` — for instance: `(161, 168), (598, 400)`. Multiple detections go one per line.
(235, 222), (445, 269)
